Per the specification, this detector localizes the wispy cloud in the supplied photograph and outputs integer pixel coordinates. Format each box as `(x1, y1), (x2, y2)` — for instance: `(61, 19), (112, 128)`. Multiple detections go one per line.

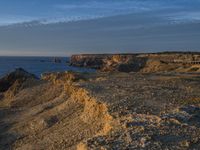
(55, 1), (150, 10)
(54, 0), (161, 16)
(52, 0), (200, 24)
(0, 15), (37, 26)
(1, 0), (200, 26)
(168, 11), (200, 23)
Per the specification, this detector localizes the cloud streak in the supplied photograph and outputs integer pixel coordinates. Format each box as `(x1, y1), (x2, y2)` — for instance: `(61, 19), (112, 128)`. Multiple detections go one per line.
(0, 0), (200, 26)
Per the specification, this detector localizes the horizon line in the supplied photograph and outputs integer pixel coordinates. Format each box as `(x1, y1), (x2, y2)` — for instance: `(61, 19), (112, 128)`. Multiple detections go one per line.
(1, 50), (200, 57)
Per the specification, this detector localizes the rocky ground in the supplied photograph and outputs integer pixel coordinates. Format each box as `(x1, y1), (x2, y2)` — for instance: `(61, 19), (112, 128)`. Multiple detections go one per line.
(78, 72), (200, 149)
(0, 68), (200, 149)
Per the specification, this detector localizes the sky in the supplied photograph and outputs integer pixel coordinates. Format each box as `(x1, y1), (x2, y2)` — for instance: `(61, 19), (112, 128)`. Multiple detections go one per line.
(0, 0), (200, 56)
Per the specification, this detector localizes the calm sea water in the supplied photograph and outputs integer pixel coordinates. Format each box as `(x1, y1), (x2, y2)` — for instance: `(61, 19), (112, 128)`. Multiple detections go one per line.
(0, 56), (94, 78)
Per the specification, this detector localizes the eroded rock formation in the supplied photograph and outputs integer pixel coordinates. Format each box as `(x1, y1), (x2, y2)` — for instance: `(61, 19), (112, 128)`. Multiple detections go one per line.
(70, 52), (200, 73)
(1, 69), (200, 149)
(0, 68), (38, 93)
(0, 69), (115, 149)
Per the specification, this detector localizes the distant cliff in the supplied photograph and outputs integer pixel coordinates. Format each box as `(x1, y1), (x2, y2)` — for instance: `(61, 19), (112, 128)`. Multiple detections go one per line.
(70, 52), (200, 73)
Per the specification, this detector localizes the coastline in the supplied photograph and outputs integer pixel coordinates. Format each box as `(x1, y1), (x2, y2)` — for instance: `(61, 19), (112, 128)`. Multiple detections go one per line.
(70, 52), (200, 73)
(0, 56), (95, 78)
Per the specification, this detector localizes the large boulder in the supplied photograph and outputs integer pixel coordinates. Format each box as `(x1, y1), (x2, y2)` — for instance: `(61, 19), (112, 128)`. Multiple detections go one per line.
(0, 68), (38, 93)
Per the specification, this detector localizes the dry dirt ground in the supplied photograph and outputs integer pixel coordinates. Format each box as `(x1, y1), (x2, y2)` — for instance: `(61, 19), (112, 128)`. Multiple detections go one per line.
(0, 70), (200, 149)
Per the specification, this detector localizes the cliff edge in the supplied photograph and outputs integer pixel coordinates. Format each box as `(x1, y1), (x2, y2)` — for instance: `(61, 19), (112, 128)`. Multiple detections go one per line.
(70, 53), (200, 73)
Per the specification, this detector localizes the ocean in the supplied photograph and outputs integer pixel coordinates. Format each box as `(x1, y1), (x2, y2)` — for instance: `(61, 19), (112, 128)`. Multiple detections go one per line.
(0, 56), (94, 77)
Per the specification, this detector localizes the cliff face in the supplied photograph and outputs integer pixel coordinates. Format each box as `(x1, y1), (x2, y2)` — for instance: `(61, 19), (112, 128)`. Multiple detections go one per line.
(70, 53), (200, 73)
(70, 54), (109, 69)
(70, 54), (148, 72)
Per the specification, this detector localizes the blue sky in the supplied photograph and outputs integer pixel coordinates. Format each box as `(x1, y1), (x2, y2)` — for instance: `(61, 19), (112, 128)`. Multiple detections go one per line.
(0, 0), (200, 56)
(1, 0), (200, 25)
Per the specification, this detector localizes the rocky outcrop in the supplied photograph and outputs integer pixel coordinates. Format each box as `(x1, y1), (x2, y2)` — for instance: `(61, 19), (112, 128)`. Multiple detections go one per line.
(70, 54), (148, 72)
(70, 54), (108, 69)
(41, 71), (85, 84)
(53, 57), (62, 63)
(70, 53), (200, 73)
(0, 70), (116, 150)
(0, 68), (39, 103)
(0, 68), (38, 93)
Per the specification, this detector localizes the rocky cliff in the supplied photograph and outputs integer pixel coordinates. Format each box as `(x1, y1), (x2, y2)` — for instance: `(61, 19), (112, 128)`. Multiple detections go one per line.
(70, 53), (200, 73)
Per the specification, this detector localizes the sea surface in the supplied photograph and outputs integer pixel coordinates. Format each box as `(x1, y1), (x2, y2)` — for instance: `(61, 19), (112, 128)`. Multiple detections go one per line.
(0, 56), (94, 77)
